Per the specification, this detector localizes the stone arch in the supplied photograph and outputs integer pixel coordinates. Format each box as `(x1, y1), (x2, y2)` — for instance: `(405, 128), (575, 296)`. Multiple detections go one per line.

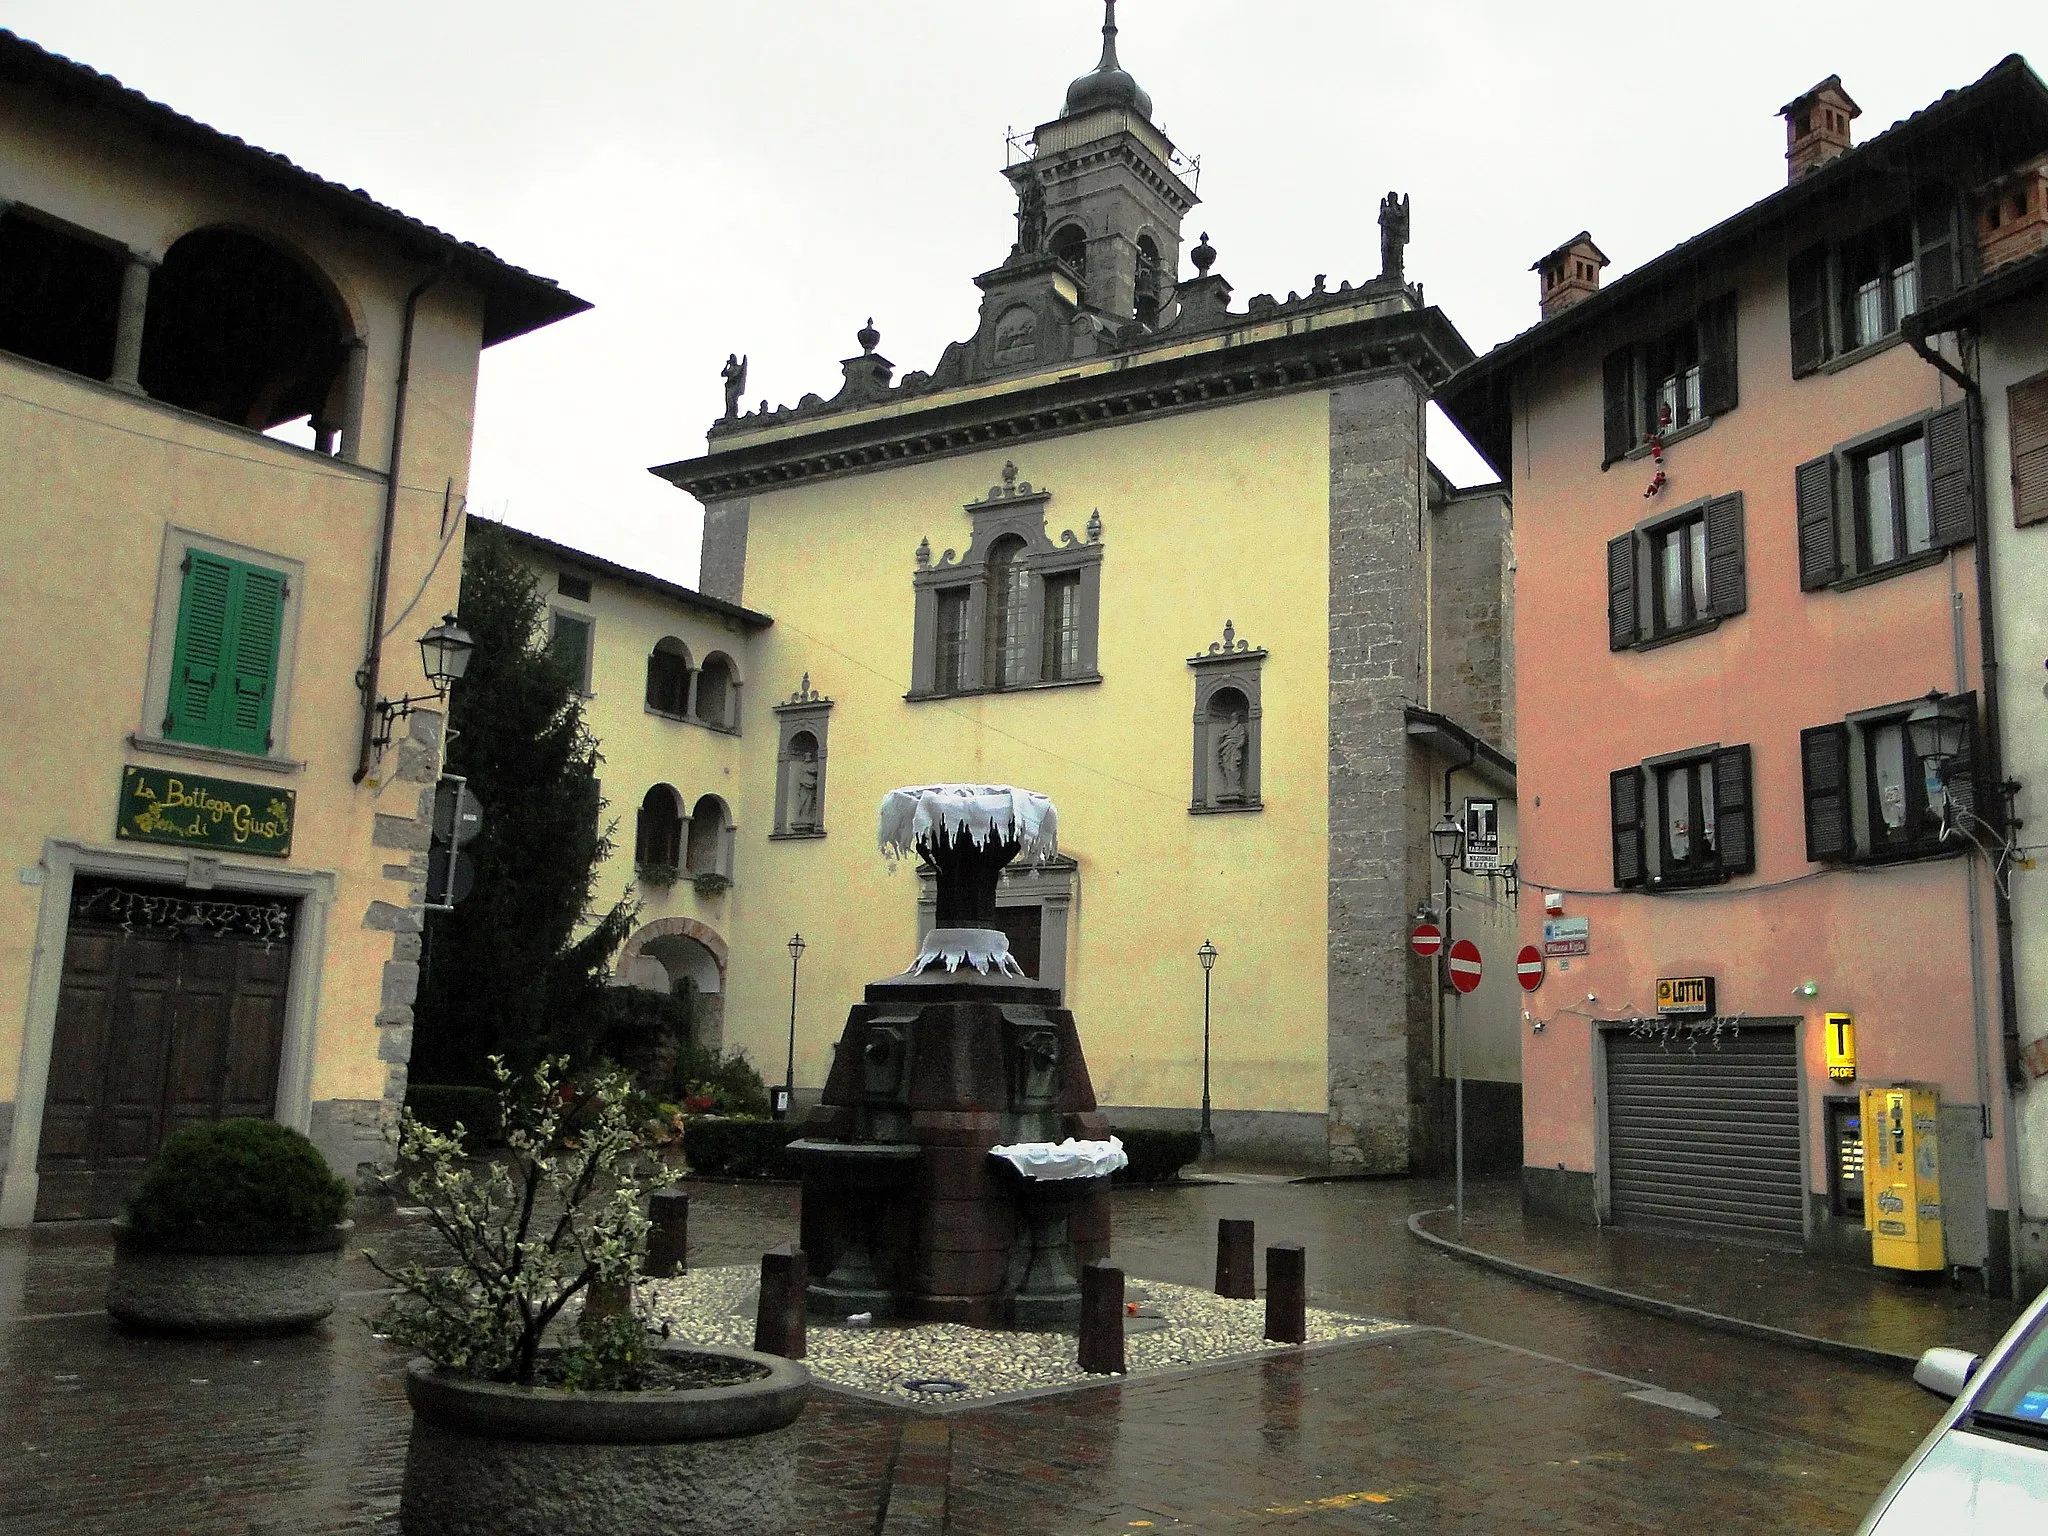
(617, 915), (730, 1053)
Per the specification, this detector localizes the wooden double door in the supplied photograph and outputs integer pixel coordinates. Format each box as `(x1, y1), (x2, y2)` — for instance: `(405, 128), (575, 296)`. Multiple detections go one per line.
(34, 880), (293, 1221)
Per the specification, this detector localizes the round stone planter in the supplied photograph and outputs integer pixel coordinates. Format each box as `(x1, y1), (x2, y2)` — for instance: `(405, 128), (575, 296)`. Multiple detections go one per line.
(399, 1342), (810, 1536)
(106, 1219), (352, 1336)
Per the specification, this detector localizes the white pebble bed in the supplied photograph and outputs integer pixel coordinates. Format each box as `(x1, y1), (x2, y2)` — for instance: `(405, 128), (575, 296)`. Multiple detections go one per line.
(639, 1266), (1402, 1404)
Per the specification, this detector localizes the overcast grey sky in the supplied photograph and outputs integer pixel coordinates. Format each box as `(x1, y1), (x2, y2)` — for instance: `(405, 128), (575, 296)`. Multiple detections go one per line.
(12, 3), (2043, 584)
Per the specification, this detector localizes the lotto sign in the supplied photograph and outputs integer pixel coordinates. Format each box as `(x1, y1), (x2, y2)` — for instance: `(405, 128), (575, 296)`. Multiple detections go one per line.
(1515, 945), (1545, 992)
(1447, 938), (1483, 994)
(1410, 922), (1443, 958)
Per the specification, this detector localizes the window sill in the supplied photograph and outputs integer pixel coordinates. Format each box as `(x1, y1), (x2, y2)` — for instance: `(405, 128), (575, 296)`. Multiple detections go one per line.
(1814, 332), (1908, 377)
(127, 734), (306, 774)
(1630, 616), (1724, 653)
(1190, 800), (1263, 815)
(644, 705), (740, 736)
(1827, 547), (1951, 594)
(1621, 416), (1714, 463)
(769, 829), (826, 841)
(906, 674), (1103, 702)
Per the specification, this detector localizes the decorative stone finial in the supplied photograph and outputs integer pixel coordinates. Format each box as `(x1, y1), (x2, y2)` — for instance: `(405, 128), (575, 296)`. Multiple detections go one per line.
(1191, 232), (1216, 275)
(1223, 619), (1236, 649)
(1085, 508), (1103, 543)
(915, 536), (932, 569)
(1002, 460), (1019, 489)
(857, 317), (881, 355)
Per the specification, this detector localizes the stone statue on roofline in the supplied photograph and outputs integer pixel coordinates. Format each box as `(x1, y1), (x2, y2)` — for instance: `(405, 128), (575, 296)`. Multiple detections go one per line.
(1379, 191), (1410, 283)
(720, 352), (748, 420)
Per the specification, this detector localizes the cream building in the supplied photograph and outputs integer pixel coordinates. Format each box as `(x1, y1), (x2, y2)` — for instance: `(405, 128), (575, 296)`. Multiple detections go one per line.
(519, 9), (1521, 1172)
(0, 32), (585, 1222)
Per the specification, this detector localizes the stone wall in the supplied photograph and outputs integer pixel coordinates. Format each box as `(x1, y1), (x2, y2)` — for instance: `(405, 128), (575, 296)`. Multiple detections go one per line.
(698, 496), (751, 603)
(1428, 488), (1513, 752)
(1325, 374), (1429, 1171)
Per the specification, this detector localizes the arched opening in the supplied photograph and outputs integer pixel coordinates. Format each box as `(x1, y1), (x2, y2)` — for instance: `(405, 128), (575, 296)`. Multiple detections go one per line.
(687, 794), (732, 877)
(140, 227), (349, 448)
(985, 534), (1031, 688)
(695, 652), (738, 730)
(786, 730), (822, 831)
(635, 784), (684, 869)
(645, 637), (691, 716)
(0, 208), (124, 380)
(1050, 223), (1087, 283)
(1208, 686), (1252, 805)
(1135, 234), (1162, 326)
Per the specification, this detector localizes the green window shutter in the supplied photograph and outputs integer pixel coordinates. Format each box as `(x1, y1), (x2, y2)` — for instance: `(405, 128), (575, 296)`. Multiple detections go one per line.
(165, 551), (234, 744)
(223, 563), (285, 755)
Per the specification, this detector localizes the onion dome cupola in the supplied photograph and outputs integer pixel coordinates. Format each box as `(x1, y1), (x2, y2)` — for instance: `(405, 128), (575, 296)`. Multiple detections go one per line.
(1063, 0), (1153, 122)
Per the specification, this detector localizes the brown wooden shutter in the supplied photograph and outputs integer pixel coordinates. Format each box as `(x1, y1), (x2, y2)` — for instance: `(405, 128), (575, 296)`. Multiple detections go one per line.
(1703, 493), (1747, 618)
(1699, 293), (1739, 418)
(1914, 189), (1961, 309)
(1713, 745), (1755, 875)
(1612, 768), (1647, 888)
(1925, 399), (1976, 549)
(1788, 245), (1829, 377)
(1795, 454), (1841, 589)
(1603, 349), (1634, 467)
(1800, 723), (1853, 862)
(1607, 532), (1640, 650)
(2008, 372), (2048, 527)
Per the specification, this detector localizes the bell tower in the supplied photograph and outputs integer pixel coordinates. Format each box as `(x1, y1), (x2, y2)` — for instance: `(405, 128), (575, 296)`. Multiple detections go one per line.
(1004, 1), (1197, 325)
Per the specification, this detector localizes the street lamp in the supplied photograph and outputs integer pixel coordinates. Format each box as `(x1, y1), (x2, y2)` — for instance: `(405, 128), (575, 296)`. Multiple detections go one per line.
(778, 932), (806, 1121)
(1197, 939), (1218, 1160)
(372, 613), (475, 753)
(1906, 690), (1970, 777)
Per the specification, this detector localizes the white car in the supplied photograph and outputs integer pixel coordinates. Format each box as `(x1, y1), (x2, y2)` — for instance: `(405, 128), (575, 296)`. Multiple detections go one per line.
(1858, 1281), (2048, 1532)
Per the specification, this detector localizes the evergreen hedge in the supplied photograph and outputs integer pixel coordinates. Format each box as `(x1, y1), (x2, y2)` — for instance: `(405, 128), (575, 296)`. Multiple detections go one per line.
(126, 1118), (351, 1243)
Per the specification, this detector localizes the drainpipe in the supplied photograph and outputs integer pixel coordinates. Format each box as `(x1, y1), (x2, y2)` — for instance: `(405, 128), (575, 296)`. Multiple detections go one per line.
(354, 264), (448, 784)
(1906, 320), (2028, 1299)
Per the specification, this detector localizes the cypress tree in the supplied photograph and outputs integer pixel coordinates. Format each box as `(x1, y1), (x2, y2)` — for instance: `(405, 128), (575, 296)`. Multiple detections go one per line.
(411, 521), (634, 1083)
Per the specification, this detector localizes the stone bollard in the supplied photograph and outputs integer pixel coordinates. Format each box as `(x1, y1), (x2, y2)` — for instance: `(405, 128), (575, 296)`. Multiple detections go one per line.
(1216, 1218), (1256, 1299)
(1264, 1242), (1306, 1344)
(754, 1242), (808, 1360)
(643, 1188), (690, 1277)
(1078, 1259), (1126, 1375)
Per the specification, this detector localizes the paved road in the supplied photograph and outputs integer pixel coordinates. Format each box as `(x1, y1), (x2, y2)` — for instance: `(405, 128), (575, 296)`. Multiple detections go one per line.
(0, 1176), (1942, 1532)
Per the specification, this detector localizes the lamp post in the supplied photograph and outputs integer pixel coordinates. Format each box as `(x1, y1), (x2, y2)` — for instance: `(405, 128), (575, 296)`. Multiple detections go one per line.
(1429, 813), (1467, 1238)
(778, 932), (805, 1121)
(1198, 939), (1218, 1161)
(371, 612), (475, 754)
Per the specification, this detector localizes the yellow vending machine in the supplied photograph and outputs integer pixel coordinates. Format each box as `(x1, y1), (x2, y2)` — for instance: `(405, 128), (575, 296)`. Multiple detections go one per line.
(1861, 1086), (1944, 1271)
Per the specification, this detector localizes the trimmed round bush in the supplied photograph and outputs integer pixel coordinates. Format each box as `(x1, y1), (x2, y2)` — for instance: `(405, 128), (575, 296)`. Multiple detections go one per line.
(126, 1118), (350, 1244)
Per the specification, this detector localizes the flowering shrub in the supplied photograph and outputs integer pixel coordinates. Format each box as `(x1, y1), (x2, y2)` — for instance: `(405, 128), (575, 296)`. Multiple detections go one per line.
(366, 1055), (665, 1388)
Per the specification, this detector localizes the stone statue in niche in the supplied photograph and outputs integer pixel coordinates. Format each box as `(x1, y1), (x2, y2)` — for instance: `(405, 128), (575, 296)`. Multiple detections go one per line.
(1015, 173), (1046, 257)
(790, 743), (821, 830)
(993, 305), (1039, 364)
(1379, 192), (1411, 283)
(721, 352), (748, 419)
(1216, 711), (1250, 803)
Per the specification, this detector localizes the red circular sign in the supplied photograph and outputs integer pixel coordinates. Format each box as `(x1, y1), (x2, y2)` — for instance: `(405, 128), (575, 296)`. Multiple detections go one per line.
(1515, 944), (1545, 992)
(1409, 923), (1443, 958)
(1448, 938), (1483, 994)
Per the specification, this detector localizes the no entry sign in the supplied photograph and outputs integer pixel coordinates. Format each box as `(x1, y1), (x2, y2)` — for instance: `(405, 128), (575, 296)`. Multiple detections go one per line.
(1515, 944), (1545, 992)
(1448, 938), (1483, 994)
(1410, 922), (1443, 958)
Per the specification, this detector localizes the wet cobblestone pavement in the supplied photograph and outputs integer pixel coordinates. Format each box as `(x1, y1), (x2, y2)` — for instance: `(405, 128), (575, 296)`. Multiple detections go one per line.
(0, 1176), (1951, 1532)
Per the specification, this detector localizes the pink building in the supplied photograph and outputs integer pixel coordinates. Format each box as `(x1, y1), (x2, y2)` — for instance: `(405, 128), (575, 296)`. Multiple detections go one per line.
(1440, 58), (2048, 1296)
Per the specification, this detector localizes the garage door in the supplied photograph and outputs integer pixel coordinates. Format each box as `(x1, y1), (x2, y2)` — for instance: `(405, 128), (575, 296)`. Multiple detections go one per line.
(1604, 1027), (1803, 1245)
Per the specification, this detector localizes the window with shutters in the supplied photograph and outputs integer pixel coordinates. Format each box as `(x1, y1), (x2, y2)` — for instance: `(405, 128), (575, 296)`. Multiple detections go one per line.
(1794, 403), (1975, 591)
(140, 533), (304, 765)
(1611, 744), (1755, 890)
(2010, 369), (2048, 529)
(1787, 191), (1962, 377)
(1600, 293), (1738, 467)
(1800, 693), (1976, 865)
(1606, 492), (1747, 650)
(549, 610), (593, 695)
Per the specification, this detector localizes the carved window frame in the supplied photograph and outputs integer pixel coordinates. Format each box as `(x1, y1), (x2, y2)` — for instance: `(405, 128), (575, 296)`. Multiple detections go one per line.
(770, 676), (832, 840)
(907, 462), (1104, 701)
(1188, 623), (1267, 814)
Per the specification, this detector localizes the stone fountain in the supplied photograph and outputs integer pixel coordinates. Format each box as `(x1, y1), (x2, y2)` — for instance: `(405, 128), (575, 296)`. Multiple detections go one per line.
(790, 785), (1118, 1328)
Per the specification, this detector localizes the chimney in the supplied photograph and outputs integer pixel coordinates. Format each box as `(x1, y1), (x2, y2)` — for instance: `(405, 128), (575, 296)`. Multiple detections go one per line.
(1781, 76), (1860, 183)
(1532, 233), (1609, 320)
(1977, 153), (2048, 273)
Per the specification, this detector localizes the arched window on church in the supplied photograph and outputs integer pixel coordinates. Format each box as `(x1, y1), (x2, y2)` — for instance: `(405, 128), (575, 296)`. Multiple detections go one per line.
(645, 637), (690, 716)
(1050, 224), (1087, 285)
(635, 784), (684, 870)
(985, 535), (1031, 689)
(1135, 235), (1162, 326)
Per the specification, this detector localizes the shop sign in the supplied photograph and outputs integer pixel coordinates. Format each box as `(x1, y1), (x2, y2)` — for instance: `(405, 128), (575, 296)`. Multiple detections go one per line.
(1541, 916), (1589, 957)
(1462, 797), (1500, 872)
(1655, 975), (1716, 1016)
(117, 765), (295, 858)
(1825, 1012), (1857, 1081)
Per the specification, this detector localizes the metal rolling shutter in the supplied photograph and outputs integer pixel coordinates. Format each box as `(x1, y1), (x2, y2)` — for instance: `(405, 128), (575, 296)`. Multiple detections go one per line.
(1605, 1028), (1803, 1244)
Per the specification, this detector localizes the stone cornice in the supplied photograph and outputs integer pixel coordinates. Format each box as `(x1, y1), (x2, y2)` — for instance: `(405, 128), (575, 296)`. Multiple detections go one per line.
(654, 306), (1471, 502)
